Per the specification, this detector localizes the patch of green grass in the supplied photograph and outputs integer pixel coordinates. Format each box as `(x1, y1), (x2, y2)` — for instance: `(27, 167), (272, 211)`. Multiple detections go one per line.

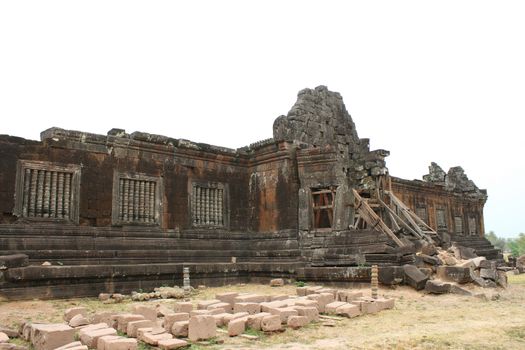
(137, 341), (154, 350)
(244, 327), (265, 338)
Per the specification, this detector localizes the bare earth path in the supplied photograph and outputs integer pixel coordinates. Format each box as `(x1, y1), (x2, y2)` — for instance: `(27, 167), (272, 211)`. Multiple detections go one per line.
(1, 275), (524, 350)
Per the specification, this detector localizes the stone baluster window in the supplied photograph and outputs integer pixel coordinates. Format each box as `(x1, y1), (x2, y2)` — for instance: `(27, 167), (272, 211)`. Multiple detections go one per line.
(454, 216), (463, 234)
(416, 206), (428, 224)
(112, 172), (162, 225)
(14, 160), (81, 223)
(311, 187), (336, 229)
(436, 208), (447, 231)
(191, 182), (226, 227)
(468, 216), (477, 235)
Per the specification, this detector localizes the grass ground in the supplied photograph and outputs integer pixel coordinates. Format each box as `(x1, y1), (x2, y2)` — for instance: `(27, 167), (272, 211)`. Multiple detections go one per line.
(1, 274), (524, 350)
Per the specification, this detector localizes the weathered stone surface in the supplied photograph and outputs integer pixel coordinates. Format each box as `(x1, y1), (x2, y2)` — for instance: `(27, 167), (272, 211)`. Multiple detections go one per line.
(325, 301), (347, 314)
(292, 306), (319, 322)
(170, 321), (189, 338)
(287, 316), (308, 329)
(0, 254), (29, 269)
(261, 315), (281, 332)
(189, 310), (211, 317)
(127, 320), (155, 337)
(98, 293), (111, 301)
(197, 300), (220, 310)
(234, 294), (267, 304)
(173, 302), (193, 313)
(227, 318), (246, 337)
(246, 312), (271, 331)
(69, 314), (89, 327)
(306, 292), (334, 312)
(436, 266), (472, 284)
(223, 312), (249, 326)
(105, 338), (137, 350)
(132, 305), (157, 322)
(449, 285), (472, 296)
(421, 243), (438, 256)
(424, 280), (451, 294)
(233, 302), (261, 315)
(31, 324), (75, 350)
(215, 292), (238, 306)
(480, 268), (497, 281)
(117, 315), (145, 332)
(141, 332), (172, 346)
(80, 328), (117, 349)
(64, 307), (87, 322)
(420, 254), (440, 266)
(97, 335), (122, 350)
(55, 341), (85, 350)
(0, 326), (18, 338)
(188, 315), (216, 342)
(496, 270), (508, 288)
(91, 312), (115, 327)
(207, 302), (231, 313)
(270, 278), (284, 287)
(163, 313), (189, 332)
(211, 313), (230, 327)
(335, 303), (361, 318)
(403, 265), (428, 290)
(0, 333), (8, 343)
(157, 338), (188, 350)
(296, 287), (307, 296)
(268, 307), (298, 323)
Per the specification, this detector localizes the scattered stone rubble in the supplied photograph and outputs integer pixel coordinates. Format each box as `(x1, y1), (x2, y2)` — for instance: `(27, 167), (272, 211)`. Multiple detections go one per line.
(0, 285), (395, 350)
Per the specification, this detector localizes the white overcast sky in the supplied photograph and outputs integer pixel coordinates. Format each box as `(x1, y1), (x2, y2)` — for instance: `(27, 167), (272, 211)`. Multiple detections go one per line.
(1, 1), (523, 238)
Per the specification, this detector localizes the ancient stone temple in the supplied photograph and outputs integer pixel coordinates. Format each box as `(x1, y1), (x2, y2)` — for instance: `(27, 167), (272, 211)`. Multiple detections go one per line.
(0, 86), (498, 299)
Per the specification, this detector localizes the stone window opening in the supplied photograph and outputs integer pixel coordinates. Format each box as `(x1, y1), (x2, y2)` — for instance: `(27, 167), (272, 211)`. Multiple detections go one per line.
(191, 182), (226, 227)
(311, 187), (336, 229)
(436, 208), (447, 231)
(415, 206), (428, 224)
(14, 160), (81, 223)
(468, 216), (477, 236)
(112, 172), (162, 226)
(454, 216), (464, 234)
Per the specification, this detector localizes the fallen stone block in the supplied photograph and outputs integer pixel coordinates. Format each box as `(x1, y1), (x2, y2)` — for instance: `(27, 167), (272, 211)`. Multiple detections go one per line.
(80, 328), (117, 349)
(189, 310), (211, 317)
(335, 303), (361, 318)
(450, 285), (473, 296)
(132, 305), (157, 322)
(287, 316), (308, 329)
(207, 302), (231, 313)
(164, 313), (189, 332)
(173, 302), (193, 313)
(496, 270), (508, 288)
(21, 322), (33, 341)
(270, 278), (284, 287)
(227, 318), (246, 337)
(480, 268), (497, 281)
(0, 343), (29, 350)
(375, 298), (395, 310)
(260, 300), (288, 312)
(261, 315), (281, 332)
(141, 332), (172, 346)
(207, 308), (226, 315)
(55, 341), (84, 350)
(270, 295), (289, 301)
(296, 287), (308, 296)
(337, 290), (364, 302)
(79, 323), (108, 337)
(97, 336), (122, 350)
(91, 312), (116, 327)
(403, 264), (429, 290)
(136, 328), (153, 339)
(325, 301), (347, 314)
(268, 307), (298, 323)
(68, 315), (88, 328)
(64, 307), (88, 323)
(305, 286), (324, 295)
(170, 321), (189, 338)
(293, 306), (319, 322)
(98, 293), (111, 302)
(197, 300), (221, 310)
(157, 338), (188, 350)
(223, 312), (249, 326)
(436, 266), (472, 284)
(425, 280), (452, 294)
(317, 288), (337, 298)
(306, 292), (334, 312)
(0, 333), (8, 343)
(421, 242), (437, 256)
(117, 315), (145, 333)
(246, 312), (271, 331)
(420, 254), (440, 266)
(0, 326), (18, 338)
(188, 315), (216, 342)
(105, 338), (137, 350)
(31, 324), (75, 350)
(350, 299), (380, 314)
(215, 292), (238, 306)
(294, 299), (319, 309)
(234, 294), (267, 304)
(211, 313), (230, 327)
(127, 320), (155, 337)
(233, 302), (261, 315)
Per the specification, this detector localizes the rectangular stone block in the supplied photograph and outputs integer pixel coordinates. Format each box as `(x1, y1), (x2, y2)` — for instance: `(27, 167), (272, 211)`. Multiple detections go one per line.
(268, 307), (298, 323)
(233, 302), (261, 315)
(227, 318), (246, 337)
(127, 320), (155, 337)
(335, 304), (361, 318)
(305, 286), (323, 295)
(216, 292), (239, 305)
(207, 302), (232, 313)
(80, 328), (117, 349)
(287, 315), (308, 329)
(293, 306), (319, 322)
(325, 301), (347, 314)
(157, 338), (189, 350)
(190, 310), (211, 317)
(294, 299), (319, 308)
(105, 338), (137, 350)
(246, 312), (271, 331)
(132, 305), (157, 322)
(173, 302), (193, 313)
(211, 313), (230, 327)
(296, 287), (308, 296)
(141, 332), (172, 346)
(234, 294), (267, 304)
(170, 321), (189, 338)
(164, 313), (189, 332)
(117, 315), (145, 333)
(97, 335), (122, 350)
(223, 312), (249, 326)
(188, 315), (216, 342)
(261, 315), (281, 332)
(64, 307), (88, 322)
(55, 341), (84, 350)
(260, 300), (288, 312)
(197, 300), (221, 310)
(337, 290), (363, 302)
(31, 324), (75, 350)
(270, 295), (289, 301)
(350, 299), (380, 314)
(375, 298), (395, 310)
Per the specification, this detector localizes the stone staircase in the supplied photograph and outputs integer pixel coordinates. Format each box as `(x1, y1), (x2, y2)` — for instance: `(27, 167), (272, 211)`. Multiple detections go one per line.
(450, 235), (502, 260)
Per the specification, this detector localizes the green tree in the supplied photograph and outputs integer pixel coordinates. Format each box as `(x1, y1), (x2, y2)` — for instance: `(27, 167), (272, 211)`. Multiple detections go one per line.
(507, 233), (525, 257)
(485, 231), (507, 250)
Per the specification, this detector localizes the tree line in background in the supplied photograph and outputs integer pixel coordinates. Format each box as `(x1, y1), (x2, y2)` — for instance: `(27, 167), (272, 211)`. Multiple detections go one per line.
(485, 231), (525, 257)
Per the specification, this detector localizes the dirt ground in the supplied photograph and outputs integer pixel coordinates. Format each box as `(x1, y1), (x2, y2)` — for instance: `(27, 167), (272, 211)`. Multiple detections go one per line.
(1, 274), (524, 350)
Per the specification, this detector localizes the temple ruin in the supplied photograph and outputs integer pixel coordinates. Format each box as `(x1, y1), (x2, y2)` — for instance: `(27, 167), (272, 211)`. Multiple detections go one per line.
(0, 86), (500, 300)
